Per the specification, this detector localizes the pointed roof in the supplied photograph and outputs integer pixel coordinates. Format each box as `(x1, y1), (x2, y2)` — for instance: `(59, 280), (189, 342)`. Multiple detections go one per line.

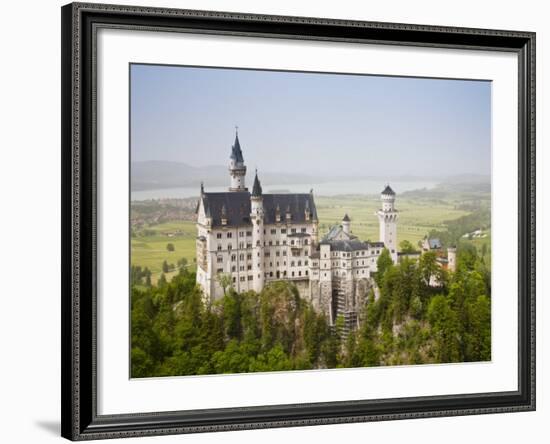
(251, 171), (262, 197)
(381, 184), (395, 196)
(342, 213), (350, 222)
(230, 130), (244, 164)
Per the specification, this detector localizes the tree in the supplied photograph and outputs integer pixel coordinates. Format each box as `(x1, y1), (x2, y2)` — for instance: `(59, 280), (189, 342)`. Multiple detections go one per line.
(399, 240), (417, 254)
(427, 295), (460, 363)
(375, 248), (393, 286)
(177, 257), (188, 270)
(162, 260), (169, 273)
(215, 272), (232, 296)
(166, 243), (175, 252)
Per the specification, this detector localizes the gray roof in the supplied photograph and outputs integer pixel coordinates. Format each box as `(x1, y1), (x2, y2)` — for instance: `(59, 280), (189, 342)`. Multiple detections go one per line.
(342, 213), (350, 222)
(320, 239), (369, 252)
(319, 238), (385, 252)
(382, 185), (395, 196)
(428, 238), (442, 249)
(199, 191), (318, 228)
(230, 133), (244, 164)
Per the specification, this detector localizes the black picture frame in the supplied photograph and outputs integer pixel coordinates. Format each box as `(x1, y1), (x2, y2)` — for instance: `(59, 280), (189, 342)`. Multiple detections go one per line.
(61, 2), (536, 440)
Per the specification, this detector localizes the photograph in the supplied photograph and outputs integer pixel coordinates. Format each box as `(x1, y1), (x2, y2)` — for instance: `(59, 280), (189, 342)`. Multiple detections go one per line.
(129, 64), (492, 378)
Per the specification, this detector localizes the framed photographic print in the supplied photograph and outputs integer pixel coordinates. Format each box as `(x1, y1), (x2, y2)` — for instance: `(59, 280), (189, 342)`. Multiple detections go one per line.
(61, 2), (536, 440)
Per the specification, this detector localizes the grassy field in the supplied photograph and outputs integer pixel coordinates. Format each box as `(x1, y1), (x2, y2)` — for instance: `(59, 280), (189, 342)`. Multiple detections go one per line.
(131, 220), (197, 283)
(131, 193), (477, 283)
(315, 194), (469, 246)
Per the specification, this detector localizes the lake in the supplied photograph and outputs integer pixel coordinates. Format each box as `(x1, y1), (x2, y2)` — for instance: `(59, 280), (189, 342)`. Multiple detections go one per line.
(131, 179), (438, 201)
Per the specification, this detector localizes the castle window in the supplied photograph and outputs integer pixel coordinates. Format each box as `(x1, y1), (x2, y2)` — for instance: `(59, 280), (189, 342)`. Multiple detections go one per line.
(264, 252), (270, 257)
(283, 251), (287, 256)
(305, 260), (309, 266)
(216, 268), (223, 273)
(276, 240), (280, 246)
(217, 257), (223, 263)
(291, 228), (296, 234)
(231, 254), (236, 261)
(256, 241), (260, 246)
(291, 240), (295, 245)
(239, 231), (244, 237)
(269, 262), (273, 267)
(298, 261), (302, 266)
(304, 239), (308, 245)
(217, 244), (222, 251)
(227, 233), (232, 238)
(248, 275), (253, 281)
(270, 272), (273, 277)
(247, 265), (252, 270)
(362, 261), (364, 265)
(284, 271), (287, 276)
(306, 270), (309, 276)
(216, 233), (222, 239)
(228, 244), (232, 251)
(283, 240), (287, 245)
(298, 271), (302, 276)
(263, 229), (266, 234)
(281, 229), (287, 234)
(291, 271), (295, 277)
(247, 254), (252, 260)
(304, 250), (308, 255)
(247, 243), (252, 249)
(269, 241), (273, 246)
(324, 273), (327, 277)
(232, 277), (236, 283)
(239, 242), (244, 249)
(240, 276), (245, 282)
(301, 228), (306, 233)
(231, 266), (236, 272)
(276, 262), (279, 266)
(240, 254), (244, 260)
(291, 261), (295, 267)
(276, 251), (280, 257)
(240, 266), (244, 271)
(246, 231), (252, 236)
(270, 229), (276, 234)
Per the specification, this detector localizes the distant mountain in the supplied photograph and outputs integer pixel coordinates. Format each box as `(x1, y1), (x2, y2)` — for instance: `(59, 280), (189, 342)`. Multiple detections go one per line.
(131, 160), (491, 192)
(131, 161), (322, 191)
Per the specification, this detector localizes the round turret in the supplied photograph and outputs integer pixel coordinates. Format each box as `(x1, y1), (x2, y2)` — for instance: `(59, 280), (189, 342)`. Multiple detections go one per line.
(342, 214), (351, 235)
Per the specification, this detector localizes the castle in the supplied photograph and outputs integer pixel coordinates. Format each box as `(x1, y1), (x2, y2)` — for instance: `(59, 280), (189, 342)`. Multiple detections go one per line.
(195, 131), (399, 331)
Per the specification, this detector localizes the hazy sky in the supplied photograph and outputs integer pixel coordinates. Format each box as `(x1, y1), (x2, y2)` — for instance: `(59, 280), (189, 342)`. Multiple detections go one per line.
(130, 64), (491, 177)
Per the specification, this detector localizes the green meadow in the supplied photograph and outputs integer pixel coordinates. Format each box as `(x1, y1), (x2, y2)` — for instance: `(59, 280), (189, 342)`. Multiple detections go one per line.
(131, 220), (197, 283)
(315, 194), (469, 246)
(131, 193), (479, 283)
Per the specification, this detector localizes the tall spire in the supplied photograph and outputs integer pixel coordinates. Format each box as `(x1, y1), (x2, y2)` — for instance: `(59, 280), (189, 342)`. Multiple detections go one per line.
(230, 128), (244, 164)
(251, 170), (262, 197)
(228, 127), (247, 191)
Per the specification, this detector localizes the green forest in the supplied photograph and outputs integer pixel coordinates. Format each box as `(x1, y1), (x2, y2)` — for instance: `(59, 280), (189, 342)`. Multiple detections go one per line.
(131, 246), (491, 377)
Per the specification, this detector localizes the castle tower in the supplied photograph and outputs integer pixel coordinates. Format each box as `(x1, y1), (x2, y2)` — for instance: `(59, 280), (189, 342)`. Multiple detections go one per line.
(447, 246), (457, 273)
(376, 185), (398, 263)
(250, 171), (264, 292)
(229, 128), (247, 191)
(342, 214), (351, 235)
